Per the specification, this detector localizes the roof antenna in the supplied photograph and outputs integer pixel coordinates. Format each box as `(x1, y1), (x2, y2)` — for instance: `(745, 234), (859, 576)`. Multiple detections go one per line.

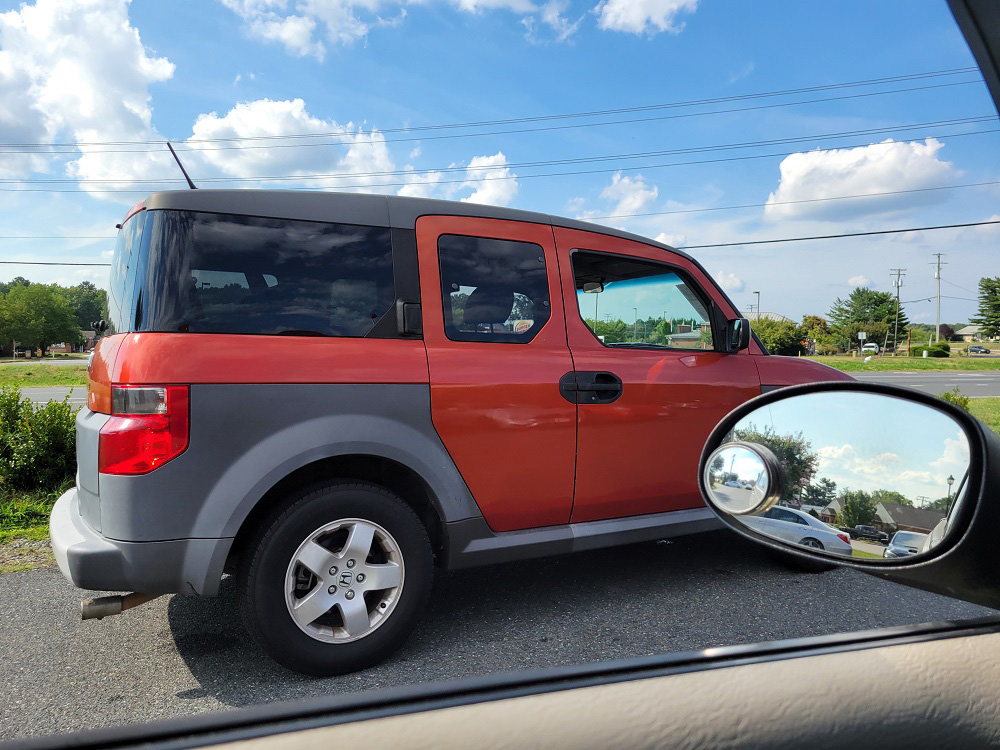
(166, 142), (197, 189)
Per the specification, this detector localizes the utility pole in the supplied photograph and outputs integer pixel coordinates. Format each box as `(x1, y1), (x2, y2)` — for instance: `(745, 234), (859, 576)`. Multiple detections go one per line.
(633, 307), (638, 342)
(890, 268), (905, 355)
(931, 253), (947, 343)
(754, 291), (761, 316)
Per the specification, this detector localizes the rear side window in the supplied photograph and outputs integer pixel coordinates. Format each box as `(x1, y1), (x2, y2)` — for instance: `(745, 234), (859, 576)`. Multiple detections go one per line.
(438, 234), (550, 343)
(107, 211), (145, 334)
(136, 211), (394, 337)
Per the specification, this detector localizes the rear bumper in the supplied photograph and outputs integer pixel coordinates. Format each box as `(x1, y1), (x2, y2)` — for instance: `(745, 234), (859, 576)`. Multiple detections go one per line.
(49, 488), (233, 596)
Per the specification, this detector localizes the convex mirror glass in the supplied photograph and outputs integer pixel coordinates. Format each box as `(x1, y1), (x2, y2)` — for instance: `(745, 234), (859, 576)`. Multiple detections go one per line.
(703, 392), (971, 562)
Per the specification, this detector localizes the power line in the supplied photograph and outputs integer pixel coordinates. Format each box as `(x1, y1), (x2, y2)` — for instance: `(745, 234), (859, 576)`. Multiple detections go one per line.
(589, 179), (1000, 220)
(3, 178), (996, 239)
(4, 127), (998, 194)
(6, 116), (994, 185)
(1, 80), (988, 156)
(0, 67), (980, 149)
(7, 220), (997, 266)
(682, 220), (1000, 249)
(0, 260), (111, 266)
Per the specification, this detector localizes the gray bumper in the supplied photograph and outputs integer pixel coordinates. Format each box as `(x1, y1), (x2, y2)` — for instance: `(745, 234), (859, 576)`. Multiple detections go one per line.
(49, 489), (233, 596)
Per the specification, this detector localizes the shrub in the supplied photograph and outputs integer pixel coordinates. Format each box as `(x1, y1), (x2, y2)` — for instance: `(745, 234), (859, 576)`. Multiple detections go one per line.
(940, 388), (970, 413)
(910, 346), (949, 358)
(0, 385), (78, 492)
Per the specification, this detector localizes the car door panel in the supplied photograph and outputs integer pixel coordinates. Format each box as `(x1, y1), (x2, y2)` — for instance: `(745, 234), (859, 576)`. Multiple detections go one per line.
(416, 216), (577, 532)
(553, 227), (762, 523)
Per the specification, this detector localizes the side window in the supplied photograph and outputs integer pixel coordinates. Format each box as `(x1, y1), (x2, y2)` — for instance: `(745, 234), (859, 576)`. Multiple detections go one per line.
(138, 211), (394, 338)
(771, 508), (807, 525)
(438, 234), (550, 343)
(107, 211), (145, 334)
(571, 251), (714, 350)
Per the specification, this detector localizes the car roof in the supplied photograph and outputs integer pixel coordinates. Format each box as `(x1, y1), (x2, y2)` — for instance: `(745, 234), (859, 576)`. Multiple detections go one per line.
(141, 188), (691, 259)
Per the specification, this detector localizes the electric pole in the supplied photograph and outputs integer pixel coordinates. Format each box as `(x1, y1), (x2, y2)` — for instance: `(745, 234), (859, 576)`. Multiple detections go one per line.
(890, 268), (905, 355)
(931, 253), (947, 343)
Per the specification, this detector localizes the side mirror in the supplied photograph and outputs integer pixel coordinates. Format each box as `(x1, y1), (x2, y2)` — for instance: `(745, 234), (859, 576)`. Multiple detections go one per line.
(91, 319), (108, 333)
(698, 381), (1000, 609)
(725, 317), (750, 352)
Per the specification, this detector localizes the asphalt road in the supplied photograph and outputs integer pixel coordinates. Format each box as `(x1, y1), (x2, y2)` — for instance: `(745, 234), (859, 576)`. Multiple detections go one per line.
(21, 386), (87, 406)
(852, 371), (1000, 397)
(1, 530), (991, 742)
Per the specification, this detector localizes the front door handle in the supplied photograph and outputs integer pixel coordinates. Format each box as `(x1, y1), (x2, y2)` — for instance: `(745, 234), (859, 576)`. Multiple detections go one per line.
(558, 371), (623, 404)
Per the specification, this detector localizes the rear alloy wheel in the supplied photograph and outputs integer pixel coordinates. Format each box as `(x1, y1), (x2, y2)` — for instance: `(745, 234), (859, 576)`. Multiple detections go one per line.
(240, 481), (433, 676)
(799, 538), (824, 550)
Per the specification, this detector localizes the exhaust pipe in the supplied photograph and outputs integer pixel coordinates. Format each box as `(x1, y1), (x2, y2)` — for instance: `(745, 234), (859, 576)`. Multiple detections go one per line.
(81, 592), (161, 620)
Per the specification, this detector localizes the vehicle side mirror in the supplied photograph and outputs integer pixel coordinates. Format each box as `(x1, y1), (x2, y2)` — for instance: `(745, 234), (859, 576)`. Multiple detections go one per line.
(725, 317), (750, 352)
(91, 319), (108, 333)
(698, 381), (1000, 610)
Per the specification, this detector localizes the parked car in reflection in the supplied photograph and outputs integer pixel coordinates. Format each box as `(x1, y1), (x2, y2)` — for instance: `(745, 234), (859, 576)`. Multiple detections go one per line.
(884, 531), (929, 558)
(742, 506), (853, 557)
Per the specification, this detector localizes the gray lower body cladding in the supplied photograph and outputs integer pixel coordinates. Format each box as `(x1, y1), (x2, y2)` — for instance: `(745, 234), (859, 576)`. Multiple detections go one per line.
(56, 382), (719, 595)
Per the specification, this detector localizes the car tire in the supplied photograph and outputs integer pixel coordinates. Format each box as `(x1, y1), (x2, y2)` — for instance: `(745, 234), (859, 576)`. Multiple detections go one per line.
(238, 480), (433, 676)
(765, 546), (838, 574)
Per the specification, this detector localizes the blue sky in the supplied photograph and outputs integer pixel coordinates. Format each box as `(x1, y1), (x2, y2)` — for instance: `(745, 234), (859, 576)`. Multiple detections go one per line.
(1, 0), (997, 323)
(732, 391), (970, 504)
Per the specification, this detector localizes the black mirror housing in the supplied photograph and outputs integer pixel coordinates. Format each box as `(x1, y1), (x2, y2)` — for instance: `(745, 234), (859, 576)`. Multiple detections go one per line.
(725, 317), (751, 352)
(698, 381), (1000, 611)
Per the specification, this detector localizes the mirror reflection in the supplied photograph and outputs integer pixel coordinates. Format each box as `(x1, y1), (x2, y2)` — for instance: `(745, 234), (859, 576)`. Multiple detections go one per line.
(704, 392), (971, 562)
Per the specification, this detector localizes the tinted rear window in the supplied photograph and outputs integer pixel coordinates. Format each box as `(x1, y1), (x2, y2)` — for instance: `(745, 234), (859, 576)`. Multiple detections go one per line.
(134, 210), (394, 337)
(107, 211), (146, 334)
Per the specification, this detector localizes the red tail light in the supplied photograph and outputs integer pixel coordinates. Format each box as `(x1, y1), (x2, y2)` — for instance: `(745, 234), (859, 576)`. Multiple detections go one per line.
(837, 533), (851, 545)
(99, 386), (189, 475)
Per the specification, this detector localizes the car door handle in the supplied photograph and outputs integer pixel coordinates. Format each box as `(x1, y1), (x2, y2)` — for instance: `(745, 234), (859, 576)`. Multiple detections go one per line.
(558, 372), (623, 404)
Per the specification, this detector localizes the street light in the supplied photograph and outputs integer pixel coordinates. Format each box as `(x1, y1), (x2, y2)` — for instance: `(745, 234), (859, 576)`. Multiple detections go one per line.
(754, 291), (760, 315)
(633, 307), (638, 342)
(947, 474), (955, 499)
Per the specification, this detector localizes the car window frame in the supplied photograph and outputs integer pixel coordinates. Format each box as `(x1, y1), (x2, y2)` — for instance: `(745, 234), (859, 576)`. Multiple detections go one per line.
(567, 247), (720, 353)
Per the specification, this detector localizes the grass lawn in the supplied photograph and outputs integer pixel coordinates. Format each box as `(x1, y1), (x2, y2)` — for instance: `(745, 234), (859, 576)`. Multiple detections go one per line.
(804, 356), (1000, 372)
(852, 548), (883, 559)
(0, 486), (65, 572)
(0, 364), (88, 387)
(970, 398), (1000, 435)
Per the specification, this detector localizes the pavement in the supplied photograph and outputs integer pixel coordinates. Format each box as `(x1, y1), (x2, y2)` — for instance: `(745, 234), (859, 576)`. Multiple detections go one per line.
(852, 370), (1000, 397)
(0, 530), (990, 742)
(21, 386), (87, 406)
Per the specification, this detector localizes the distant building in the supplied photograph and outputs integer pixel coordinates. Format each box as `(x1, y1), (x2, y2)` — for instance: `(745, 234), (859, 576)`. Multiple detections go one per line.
(875, 502), (945, 534)
(745, 312), (794, 324)
(955, 325), (997, 343)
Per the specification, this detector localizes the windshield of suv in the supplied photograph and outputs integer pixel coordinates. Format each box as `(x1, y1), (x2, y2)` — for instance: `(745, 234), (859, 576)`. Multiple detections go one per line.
(1, 0), (998, 743)
(893, 531), (928, 546)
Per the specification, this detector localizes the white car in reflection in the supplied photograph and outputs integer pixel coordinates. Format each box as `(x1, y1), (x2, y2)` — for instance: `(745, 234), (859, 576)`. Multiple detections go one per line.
(743, 506), (854, 557)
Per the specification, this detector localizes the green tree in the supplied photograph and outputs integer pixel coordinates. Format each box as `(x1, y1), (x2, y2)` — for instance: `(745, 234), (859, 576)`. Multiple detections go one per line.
(802, 477), (838, 506)
(870, 489), (912, 507)
(752, 318), (804, 355)
(971, 277), (1000, 338)
(926, 496), (953, 513)
(730, 424), (818, 505)
(61, 281), (107, 331)
(840, 490), (878, 527)
(0, 284), (79, 354)
(799, 315), (830, 336)
(829, 287), (908, 351)
(594, 319), (629, 343)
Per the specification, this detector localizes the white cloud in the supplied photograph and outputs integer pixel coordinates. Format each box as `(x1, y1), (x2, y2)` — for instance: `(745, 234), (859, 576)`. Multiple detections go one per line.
(847, 274), (870, 287)
(599, 172), (658, 215)
(654, 231), (686, 247)
(459, 151), (519, 206)
(185, 98), (394, 191)
(397, 167), (445, 198)
(0, 0), (175, 185)
(221, 0), (583, 54)
(594, 0), (698, 35)
(764, 138), (960, 222)
(712, 271), (745, 293)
